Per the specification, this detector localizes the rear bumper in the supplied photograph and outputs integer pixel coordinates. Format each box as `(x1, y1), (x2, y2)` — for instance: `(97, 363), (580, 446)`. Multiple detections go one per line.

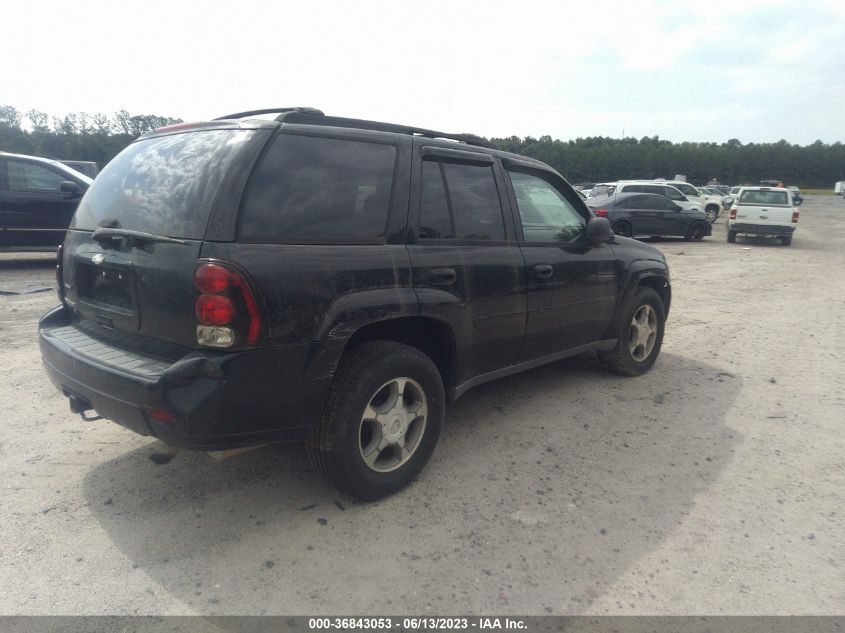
(729, 222), (795, 236)
(39, 306), (332, 450)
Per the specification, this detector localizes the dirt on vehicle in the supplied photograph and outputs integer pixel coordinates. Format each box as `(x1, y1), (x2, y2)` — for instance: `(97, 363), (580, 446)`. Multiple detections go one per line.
(1, 195), (843, 615)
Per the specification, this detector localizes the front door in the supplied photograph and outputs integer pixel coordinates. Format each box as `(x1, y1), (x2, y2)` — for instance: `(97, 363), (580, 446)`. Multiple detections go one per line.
(2, 159), (80, 248)
(407, 144), (527, 384)
(505, 167), (617, 361)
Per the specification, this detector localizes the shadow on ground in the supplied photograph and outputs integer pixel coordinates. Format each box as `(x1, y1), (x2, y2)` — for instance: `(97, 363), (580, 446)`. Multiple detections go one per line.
(82, 351), (742, 614)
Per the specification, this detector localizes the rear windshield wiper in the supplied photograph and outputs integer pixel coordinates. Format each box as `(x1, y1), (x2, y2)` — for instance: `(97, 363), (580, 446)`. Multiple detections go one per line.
(92, 228), (190, 246)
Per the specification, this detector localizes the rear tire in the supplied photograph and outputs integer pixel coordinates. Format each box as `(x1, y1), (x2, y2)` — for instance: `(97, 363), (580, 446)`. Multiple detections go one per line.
(612, 221), (633, 238)
(308, 341), (445, 501)
(727, 229), (737, 243)
(780, 235), (792, 246)
(598, 287), (665, 377)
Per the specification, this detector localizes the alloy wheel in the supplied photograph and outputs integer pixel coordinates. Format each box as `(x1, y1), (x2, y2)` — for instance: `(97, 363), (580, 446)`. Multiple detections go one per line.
(628, 304), (658, 362)
(358, 378), (428, 473)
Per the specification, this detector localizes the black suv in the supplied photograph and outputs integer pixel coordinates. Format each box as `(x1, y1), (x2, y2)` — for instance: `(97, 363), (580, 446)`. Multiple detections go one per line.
(39, 108), (671, 499)
(0, 152), (91, 250)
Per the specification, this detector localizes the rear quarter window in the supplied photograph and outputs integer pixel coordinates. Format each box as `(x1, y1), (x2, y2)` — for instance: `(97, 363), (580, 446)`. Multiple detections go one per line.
(238, 134), (397, 243)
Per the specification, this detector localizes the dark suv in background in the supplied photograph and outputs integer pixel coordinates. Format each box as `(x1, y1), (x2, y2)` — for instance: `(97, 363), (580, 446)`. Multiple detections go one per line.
(0, 152), (91, 250)
(39, 108), (671, 499)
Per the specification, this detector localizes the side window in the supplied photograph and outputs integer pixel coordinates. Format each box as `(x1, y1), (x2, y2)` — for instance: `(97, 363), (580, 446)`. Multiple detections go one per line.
(7, 161), (66, 193)
(239, 134), (396, 242)
(654, 196), (676, 210)
(441, 163), (505, 241)
(622, 184), (642, 194)
(663, 186), (683, 200)
(509, 170), (587, 243)
(418, 161), (453, 239)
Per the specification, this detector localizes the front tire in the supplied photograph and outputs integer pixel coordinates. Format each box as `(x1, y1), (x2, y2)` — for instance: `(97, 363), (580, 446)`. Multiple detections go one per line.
(612, 221), (633, 238)
(309, 341), (445, 500)
(705, 206), (719, 223)
(684, 222), (707, 241)
(599, 287), (665, 376)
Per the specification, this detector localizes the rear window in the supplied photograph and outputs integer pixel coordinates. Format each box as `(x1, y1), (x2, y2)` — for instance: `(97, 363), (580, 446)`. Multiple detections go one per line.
(238, 134), (396, 243)
(71, 130), (252, 239)
(739, 189), (789, 206)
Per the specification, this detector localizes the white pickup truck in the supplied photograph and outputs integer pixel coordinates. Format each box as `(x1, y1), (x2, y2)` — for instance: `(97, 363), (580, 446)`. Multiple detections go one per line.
(727, 187), (800, 246)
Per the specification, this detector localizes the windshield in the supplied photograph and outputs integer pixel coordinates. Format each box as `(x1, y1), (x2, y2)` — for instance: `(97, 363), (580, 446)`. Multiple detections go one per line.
(71, 129), (254, 239)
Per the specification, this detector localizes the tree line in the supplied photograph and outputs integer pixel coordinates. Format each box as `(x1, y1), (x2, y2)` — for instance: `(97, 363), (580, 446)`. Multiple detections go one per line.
(0, 105), (183, 169)
(1, 105), (843, 187)
(489, 135), (845, 188)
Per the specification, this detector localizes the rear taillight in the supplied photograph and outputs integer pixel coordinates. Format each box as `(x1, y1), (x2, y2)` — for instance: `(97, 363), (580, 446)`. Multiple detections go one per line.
(194, 262), (261, 348)
(196, 294), (235, 325)
(594, 209), (609, 217)
(792, 210), (799, 223)
(729, 207), (737, 220)
(55, 244), (64, 302)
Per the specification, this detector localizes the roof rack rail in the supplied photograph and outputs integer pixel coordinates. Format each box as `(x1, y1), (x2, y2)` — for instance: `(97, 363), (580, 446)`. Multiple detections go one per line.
(276, 111), (492, 148)
(214, 107), (324, 121)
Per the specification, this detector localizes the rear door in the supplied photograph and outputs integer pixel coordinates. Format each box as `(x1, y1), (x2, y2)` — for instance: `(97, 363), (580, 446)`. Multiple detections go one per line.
(1, 158), (80, 248)
(0, 160), (8, 246)
(408, 142), (526, 383)
(62, 127), (263, 350)
(506, 164), (617, 360)
(646, 194), (688, 236)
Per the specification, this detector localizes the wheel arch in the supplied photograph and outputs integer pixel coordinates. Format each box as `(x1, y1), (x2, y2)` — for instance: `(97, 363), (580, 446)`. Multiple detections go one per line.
(606, 262), (671, 339)
(342, 316), (457, 397)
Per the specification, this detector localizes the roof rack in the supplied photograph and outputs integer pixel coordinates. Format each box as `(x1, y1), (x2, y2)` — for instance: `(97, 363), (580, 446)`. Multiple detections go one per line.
(213, 107), (324, 120)
(214, 108), (492, 148)
(278, 111), (492, 148)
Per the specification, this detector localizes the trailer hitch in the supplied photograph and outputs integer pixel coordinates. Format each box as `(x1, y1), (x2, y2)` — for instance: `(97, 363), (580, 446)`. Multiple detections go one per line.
(65, 391), (103, 422)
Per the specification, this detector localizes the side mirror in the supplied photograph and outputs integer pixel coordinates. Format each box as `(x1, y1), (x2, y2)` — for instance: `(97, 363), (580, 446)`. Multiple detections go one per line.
(794, 197), (803, 206)
(587, 216), (614, 243)
(680, 195), (689, 202)
(673, 204), (683, 212)
(60, 181), (83, 196)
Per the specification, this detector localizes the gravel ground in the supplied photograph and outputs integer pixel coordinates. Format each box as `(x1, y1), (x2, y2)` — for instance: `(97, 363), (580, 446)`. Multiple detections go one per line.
(1, 195), (843, 615)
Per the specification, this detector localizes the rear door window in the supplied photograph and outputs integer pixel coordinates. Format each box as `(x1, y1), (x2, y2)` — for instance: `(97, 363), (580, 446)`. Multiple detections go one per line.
(239, 134), (397, 243)
(72, 129), (254, 239)
(418, 161), (454, 239)
(442, 163), (506, 241)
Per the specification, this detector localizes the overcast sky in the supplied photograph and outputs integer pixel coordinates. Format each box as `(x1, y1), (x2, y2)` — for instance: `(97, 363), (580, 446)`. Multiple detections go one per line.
(4, 0), (844, 144)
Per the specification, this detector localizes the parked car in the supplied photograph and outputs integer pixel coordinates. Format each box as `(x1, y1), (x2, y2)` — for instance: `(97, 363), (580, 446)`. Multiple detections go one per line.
(653, 179), (716, 219)
(587, 182), (617, 198)
(696, 186), (728, 220)
(0, 152), (92, 251)
(59, 160), (99, 179)
(727, 186), (799, 246)
(614, 181), (703, 214)
(38, 107), (671, 500)
(588, 192), (711, 241)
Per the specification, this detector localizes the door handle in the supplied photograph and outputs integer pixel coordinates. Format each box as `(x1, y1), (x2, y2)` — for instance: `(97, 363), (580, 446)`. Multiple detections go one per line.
(533, 264), (553, 281)
(430, 268), (456, 286)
